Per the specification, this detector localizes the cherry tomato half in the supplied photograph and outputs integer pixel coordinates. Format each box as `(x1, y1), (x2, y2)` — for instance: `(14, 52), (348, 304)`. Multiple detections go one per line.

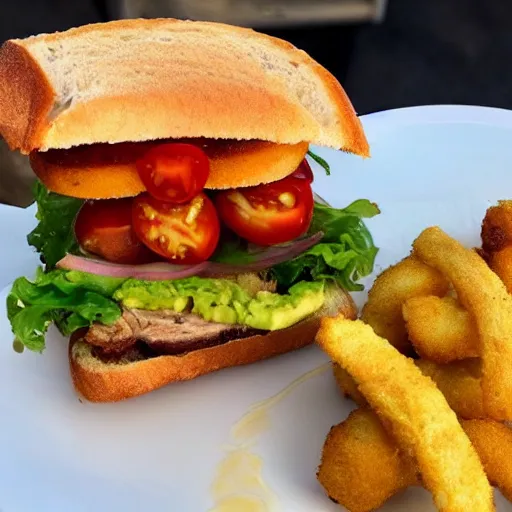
(74, 198), (157, 264)
(215, 177), (314, 246)
(136, 143), (210, 204)
(290, 159), (314, 182)
(132, 193), (220, 264)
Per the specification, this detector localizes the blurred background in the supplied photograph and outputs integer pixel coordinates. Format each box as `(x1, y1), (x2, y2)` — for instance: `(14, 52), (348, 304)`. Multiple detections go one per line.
(1, 0), (511, 206)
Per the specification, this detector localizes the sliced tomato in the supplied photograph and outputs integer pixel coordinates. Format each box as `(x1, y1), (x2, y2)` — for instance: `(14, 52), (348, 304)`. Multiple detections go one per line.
(132, 193), (220, 264)
(136, 143), (210, 204)
(215, 177), (314, 246)
(74, 198), (157, 264)
(290, 159), (314, 182)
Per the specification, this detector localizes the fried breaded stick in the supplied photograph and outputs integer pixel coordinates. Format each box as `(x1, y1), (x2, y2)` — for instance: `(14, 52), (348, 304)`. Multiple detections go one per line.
(403, 295), (479, 363)
(486, 246), (512, 295)
(317, 408), (419, 512)
(481, 200), (512, 254)
(413, 226), (512, 420)
(335, 357), (486, 421)
(481, 201), (512, 293)
(319, 408), (512, 510)
(332, 363), (366, 406)
(415, 359), (485, 420)
(317, 316), (494, 512)
(463, 419), (512, 502)
(361, 256), (449, 353)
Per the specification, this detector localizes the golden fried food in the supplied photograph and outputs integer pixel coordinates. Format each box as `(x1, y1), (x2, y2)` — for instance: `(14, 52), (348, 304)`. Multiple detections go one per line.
(480, 201), (512, 293)
(403, 295), (479, 363)
(361, 256), (449, 353)
(317, 408), (419, 512)
(413, 226), (512, 421)
(487, 246), (512, 295)
(462, 419), (512, 502)
(316, 316), (494, 512)
(481, 200), (512, 254)
(416, 359), (485, 420)
(336, 358), (485, 420)
(319, 408), (512, 510)
(332, 363), (366, 406)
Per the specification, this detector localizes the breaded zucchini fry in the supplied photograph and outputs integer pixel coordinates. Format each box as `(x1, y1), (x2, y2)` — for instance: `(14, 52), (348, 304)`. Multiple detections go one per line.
(486, 246), (512, 295)
(403, 295), (479, 363)
(319, 408), (512, 510)
(317, 408), (418, 512)
(334, 340), (485, 419)
(462, 419), (512, 502)
(361, 256), (449, 354)
(413, 226), (512, 420)
(481, 200), (512, 254)
(332, 363), (366, 406)
(416, 359), (485, 420)
(317, 316), (494, 512)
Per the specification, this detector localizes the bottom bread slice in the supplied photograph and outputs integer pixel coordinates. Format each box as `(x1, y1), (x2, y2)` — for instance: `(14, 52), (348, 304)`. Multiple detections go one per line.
(69, 288), (357, 402)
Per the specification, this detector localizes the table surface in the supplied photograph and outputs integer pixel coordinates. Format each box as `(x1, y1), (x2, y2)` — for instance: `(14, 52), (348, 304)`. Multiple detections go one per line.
(0, 204), (39, 288)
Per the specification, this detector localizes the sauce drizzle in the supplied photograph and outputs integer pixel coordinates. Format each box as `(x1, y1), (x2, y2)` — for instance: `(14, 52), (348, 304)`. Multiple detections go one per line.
(209, 362), (332, 511)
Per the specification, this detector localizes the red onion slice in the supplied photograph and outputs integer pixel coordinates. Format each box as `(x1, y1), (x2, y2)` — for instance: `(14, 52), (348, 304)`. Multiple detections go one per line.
(202, 232), (324, 276)
(57, 232), (324, 280)
(57, 254), (209, 280)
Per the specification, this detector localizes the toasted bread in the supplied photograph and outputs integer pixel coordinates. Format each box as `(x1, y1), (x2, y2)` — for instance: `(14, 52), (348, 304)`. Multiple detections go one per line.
(69, 286), (357, 402)
(0, 18), (369, 155)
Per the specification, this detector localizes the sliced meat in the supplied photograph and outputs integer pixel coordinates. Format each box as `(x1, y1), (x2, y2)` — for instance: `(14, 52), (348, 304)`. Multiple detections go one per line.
(85, 308), (265, 359)
(85, 310), (137, 355)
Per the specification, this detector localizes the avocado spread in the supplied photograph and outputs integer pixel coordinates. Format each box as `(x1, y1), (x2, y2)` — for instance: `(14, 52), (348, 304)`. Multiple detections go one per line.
(113, 277), (325, 331)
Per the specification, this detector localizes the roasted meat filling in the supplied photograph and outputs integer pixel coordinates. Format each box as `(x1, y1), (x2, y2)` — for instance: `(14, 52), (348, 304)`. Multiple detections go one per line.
(86, 308), (266, 360)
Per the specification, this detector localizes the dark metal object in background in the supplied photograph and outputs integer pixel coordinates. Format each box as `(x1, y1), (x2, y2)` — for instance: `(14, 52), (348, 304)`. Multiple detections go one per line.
(0, 139), (35, 208)
(106, 0), (387, 28)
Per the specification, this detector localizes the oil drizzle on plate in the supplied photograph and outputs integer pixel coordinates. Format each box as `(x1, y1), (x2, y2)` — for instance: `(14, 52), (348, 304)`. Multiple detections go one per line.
(209, 362), (332, 511)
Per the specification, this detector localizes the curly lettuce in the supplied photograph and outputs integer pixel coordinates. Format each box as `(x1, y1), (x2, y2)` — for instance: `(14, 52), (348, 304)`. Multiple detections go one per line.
(270, 200), (380, 291)
(12, 182), (380, 352)
(7, 269), (123, 352)
(214, 200), (380, 291)
(27, 181), (84, 268)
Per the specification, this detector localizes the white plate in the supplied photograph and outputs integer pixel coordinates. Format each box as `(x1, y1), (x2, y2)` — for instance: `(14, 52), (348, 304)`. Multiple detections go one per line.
(1, 105), (511, 512)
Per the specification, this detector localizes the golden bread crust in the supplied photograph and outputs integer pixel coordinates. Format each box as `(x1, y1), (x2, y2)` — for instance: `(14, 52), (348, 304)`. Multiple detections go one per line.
(69, 290), (357, 402)
(0, 41), (54, 153)
(0, 18), (369, 156)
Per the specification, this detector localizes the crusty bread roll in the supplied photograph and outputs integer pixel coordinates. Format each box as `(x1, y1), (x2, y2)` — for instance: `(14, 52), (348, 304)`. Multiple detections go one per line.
(29, 139), (309, 198)
(0, 18), (369, 156)
(69, 287), (357, 402)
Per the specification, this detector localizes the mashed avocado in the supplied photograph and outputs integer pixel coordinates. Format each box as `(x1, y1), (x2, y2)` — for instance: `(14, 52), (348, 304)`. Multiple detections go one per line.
(113, 277), (325, 331)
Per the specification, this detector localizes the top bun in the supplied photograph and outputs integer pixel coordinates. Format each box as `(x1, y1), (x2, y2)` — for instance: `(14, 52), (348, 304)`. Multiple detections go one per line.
(0, 18), (369, 156)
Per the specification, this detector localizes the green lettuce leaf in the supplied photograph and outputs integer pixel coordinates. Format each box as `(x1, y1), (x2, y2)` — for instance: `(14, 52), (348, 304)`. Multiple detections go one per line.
(211, 199), (380, 290)
(7, 268), (122, 352)
(11, 182), (379, 351)
(271, 200), (380, 291)
(27, 181), (84, 268)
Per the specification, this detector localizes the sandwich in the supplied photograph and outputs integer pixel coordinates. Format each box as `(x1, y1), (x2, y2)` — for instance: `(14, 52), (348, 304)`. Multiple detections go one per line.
(0, 18), (378, 402)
